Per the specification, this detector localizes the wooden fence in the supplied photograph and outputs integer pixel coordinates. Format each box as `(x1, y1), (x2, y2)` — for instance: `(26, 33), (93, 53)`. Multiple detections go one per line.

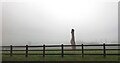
(1, 43), (120, 58)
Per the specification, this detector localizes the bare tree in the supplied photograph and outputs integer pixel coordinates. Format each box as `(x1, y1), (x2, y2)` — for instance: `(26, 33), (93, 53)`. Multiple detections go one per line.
(70, 29), (76, 49)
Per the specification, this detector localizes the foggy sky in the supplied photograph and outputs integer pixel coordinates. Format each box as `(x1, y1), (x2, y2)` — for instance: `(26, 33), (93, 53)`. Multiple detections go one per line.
(2, 0), (119, 45)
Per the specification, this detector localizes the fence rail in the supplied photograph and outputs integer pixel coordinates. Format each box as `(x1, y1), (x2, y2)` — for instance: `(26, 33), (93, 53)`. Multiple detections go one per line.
(1, 43), (120, 58)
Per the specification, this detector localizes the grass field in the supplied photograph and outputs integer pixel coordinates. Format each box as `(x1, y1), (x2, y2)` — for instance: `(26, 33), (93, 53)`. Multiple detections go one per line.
(2, 50), (120, 61)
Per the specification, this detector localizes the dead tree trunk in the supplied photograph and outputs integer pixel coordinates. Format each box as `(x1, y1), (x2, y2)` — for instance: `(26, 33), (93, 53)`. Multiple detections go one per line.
(70, 29), (76, 50)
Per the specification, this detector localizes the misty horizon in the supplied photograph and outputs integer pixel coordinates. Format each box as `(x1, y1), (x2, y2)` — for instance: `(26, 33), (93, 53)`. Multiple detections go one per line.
(2, 0), (118, 46)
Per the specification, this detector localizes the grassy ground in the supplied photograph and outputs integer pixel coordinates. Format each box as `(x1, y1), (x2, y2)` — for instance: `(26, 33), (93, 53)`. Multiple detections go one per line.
(2, 50), (120, 61)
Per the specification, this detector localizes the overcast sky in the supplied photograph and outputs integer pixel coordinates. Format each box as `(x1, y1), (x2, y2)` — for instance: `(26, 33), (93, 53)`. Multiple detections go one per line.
(2, 0), (119, 45)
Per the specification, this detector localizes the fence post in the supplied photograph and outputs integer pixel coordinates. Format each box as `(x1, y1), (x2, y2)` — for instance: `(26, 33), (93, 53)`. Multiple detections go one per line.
(61, 44), (64, 58)
(103, 43), (106, 57)
(26, 45), (28, 57)
(10, 45), (12, 56)
(43, 44), (45, 57)
(82, 44), (84, 58)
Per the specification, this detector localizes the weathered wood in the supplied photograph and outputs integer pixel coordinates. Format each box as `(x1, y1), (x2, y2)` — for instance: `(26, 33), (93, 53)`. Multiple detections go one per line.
(43, 44), (45, 57)
(1, 44), (120, 58)
(103, 43), (106, 57)
(26, 45), (28, 57)
(82, 44), (84, 57)
(1, 44), (120, 47)
(10, 45), (12, 56)
(61, 44), (64, 57)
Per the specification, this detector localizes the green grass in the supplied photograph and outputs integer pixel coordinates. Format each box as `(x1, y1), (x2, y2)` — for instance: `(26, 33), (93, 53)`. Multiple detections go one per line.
(2, 50), (120, 61)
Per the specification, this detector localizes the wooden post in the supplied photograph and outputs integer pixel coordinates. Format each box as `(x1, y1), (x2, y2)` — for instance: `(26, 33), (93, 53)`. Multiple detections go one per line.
(82, 44), (84, 58)
(10, 45), (12, 56)
(61, 44), (64, 58)
(26, 45), (28, 57)
(103, 43), (106, 57)
(43, 44), (45, 57)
